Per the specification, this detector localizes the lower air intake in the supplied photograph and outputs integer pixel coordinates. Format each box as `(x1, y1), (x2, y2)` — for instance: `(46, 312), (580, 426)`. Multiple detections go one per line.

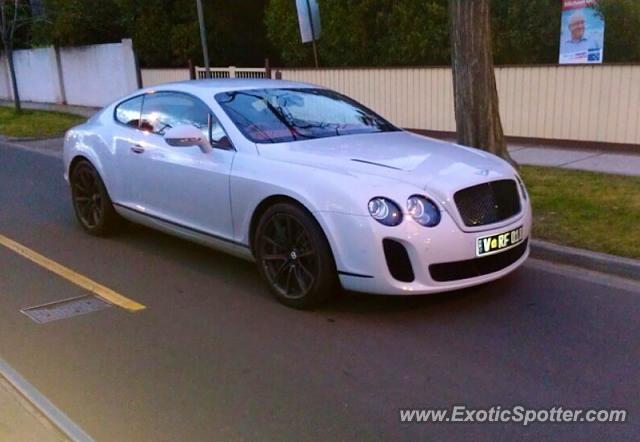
(383, 239), (415, 282)
(429, 239), (528, 282)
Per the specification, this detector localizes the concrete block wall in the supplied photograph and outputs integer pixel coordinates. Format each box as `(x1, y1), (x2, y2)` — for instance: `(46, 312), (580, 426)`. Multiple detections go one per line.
(0, 39), (139, 107)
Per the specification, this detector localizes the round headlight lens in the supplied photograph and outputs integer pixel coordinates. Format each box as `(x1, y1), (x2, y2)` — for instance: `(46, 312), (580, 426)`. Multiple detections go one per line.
(368, 197), (402, 226)
(407, 195), (441, 227)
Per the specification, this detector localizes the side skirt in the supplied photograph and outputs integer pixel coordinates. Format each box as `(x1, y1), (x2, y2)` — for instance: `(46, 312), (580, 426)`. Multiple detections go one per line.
(113, 203), (255, 262)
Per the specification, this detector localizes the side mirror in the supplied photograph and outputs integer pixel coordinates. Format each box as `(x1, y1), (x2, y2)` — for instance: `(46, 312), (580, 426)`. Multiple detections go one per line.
(164, 125), (212, 153)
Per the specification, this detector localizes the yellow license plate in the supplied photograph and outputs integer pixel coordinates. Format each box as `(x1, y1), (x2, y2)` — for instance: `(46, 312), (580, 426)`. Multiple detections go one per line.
(476, 226), (524, 257)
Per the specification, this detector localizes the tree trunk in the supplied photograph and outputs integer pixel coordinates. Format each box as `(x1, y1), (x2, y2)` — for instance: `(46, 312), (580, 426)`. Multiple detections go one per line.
(6, 44), (21, 112)
(1, 0), (21, 112)
(449, 0), (514, 165)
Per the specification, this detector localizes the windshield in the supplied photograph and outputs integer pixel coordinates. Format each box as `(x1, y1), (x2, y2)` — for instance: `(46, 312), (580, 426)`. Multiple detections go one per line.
(214, 88), (398, 143)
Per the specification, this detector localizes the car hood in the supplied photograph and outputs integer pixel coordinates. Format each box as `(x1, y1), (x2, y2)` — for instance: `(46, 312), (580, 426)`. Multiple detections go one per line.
(256, 131), (516, 205)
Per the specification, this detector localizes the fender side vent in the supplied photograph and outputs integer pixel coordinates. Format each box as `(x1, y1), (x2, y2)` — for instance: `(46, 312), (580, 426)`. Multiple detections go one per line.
(350, 159), (402, 170)
(383, 239), (415, 282)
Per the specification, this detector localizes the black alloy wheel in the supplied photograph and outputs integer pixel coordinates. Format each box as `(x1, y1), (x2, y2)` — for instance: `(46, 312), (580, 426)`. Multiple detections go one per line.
(70, 160), (120, 235)
(255, 203), (338, 309)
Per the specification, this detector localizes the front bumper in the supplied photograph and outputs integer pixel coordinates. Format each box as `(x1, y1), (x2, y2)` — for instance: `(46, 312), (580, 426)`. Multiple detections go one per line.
(318, 205), (532, 295)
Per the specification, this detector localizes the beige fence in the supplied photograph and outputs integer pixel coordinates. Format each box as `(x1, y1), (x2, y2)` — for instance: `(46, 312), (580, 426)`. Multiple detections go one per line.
(278, 65), (640, 146)
(141, 68), (190, 87)
(140, 65), (640, 146)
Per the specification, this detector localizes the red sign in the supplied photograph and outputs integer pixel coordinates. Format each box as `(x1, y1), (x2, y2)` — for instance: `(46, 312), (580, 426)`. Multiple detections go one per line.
(562, 0), (597, 11)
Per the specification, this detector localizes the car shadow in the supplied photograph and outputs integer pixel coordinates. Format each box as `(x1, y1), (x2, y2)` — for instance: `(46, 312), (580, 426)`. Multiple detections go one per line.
(323, 274), (518, 315)
(105, 221), (521, 316)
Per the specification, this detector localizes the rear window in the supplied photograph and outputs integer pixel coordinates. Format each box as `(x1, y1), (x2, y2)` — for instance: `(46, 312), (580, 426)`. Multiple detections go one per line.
(114, 96), (144, 128)
(139, 92), (210, 136)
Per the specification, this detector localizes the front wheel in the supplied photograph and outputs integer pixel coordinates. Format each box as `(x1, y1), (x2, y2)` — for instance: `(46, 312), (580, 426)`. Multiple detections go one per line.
(254, 203), (338, 309)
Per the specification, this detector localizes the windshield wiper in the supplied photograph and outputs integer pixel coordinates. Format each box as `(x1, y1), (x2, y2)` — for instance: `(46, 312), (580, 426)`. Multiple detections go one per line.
(229, 91), (314, 141)
(220, 101), (278, 143)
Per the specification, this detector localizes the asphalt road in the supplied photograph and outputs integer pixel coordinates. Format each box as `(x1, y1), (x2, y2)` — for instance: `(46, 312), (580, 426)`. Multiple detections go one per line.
(0, 143), (639, 441)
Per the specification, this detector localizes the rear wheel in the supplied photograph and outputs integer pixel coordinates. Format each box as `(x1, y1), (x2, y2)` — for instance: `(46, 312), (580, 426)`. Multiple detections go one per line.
(70, 160), (120, 236)
(254, 203), (338, 309)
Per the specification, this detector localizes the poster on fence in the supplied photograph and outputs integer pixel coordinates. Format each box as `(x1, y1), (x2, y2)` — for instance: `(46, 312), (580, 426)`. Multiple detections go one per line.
(559, 0), (605, 64)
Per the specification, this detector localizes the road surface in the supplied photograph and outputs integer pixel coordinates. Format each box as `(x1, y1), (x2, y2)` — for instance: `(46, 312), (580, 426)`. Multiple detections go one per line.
(0, 143), (638, 441)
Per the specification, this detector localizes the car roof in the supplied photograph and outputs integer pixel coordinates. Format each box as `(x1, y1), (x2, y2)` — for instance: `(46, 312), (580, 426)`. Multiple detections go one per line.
(146, 79), (323, 95)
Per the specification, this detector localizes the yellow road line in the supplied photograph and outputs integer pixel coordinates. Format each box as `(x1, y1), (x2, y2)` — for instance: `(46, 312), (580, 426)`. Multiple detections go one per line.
(0, 234), (145, 312)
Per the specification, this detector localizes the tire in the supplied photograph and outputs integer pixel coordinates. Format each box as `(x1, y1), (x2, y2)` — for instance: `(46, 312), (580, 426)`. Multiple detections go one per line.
(254, 202), (338, 309)
(70, 160), (121, 236)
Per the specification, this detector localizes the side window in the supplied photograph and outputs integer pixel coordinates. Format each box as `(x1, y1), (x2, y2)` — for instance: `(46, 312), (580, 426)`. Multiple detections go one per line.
(115, 96), (144, 128)
(139, 92), (210, 137)
(210, 115), (228, 146)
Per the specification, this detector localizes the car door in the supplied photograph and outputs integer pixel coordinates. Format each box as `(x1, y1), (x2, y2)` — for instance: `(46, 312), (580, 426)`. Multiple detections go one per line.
(119, 91), (235, 242)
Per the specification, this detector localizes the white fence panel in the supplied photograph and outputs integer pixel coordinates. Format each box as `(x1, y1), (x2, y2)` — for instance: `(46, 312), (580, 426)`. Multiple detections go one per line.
(0, 58), (11, 100)
(0, 39), (138, 108)
(60, 39), (138, 107)
(11, 47), (63, 103)
(195, 66), (268, 79)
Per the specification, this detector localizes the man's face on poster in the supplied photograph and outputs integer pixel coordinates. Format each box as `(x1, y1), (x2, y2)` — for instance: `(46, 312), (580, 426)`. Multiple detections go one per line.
(569, 13), (586, 41)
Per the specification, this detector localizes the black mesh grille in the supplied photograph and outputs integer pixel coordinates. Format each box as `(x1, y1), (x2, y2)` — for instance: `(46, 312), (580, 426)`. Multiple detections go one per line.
(454, 180), (521, 227)
(429, 239), (528, 282)
(383, 239), (415, 282)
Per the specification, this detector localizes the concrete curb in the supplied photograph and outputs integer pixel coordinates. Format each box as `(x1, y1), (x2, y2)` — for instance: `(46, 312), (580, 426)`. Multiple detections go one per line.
(0, 139), (63, 159)
(0, 358), (94, 441)
(0, 135), (66, 142)
(0, 101), (98, 118)
(530, 239), (640, 281)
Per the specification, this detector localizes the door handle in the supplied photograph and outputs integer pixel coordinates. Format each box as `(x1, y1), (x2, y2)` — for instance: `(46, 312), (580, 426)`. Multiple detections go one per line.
(131, 144), (145, 154)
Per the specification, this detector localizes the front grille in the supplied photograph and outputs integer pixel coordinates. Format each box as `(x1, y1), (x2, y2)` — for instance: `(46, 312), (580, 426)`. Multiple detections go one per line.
(429, 239), (528, 282)
(454, 179), (521, 227)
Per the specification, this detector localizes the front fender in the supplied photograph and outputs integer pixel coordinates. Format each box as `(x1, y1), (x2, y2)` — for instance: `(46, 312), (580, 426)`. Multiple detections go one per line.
(229, 153), (421, 270)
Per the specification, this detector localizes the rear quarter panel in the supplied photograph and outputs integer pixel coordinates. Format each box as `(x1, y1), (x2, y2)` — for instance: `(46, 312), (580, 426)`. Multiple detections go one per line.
(63, 107), (121, 198)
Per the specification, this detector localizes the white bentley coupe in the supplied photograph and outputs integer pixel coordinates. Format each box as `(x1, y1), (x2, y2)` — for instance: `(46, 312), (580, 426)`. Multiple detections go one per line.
(63, 79), (531, 308)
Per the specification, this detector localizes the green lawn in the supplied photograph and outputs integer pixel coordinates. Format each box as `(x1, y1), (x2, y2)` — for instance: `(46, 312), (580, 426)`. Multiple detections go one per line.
(521, 165), (640, 259)
(0, 107), (85, 138)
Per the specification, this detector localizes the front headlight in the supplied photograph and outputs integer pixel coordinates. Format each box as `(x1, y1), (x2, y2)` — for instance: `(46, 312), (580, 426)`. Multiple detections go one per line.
(407, 195), (441, 227)
(368, 197), (403, 226)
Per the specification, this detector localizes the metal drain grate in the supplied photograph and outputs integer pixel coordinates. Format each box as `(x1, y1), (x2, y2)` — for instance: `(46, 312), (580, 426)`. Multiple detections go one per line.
(21, 295), (112, 324)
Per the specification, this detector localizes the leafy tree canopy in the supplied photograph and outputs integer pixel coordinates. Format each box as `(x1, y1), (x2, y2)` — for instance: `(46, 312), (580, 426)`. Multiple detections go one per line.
(597, 0), (640, 62)
(30, 0), (273, 67)
(266, 0), (640, 67)
(16, 0), (640, 67)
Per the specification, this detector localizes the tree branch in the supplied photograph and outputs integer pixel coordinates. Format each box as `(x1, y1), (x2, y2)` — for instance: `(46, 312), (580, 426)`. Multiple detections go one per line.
(0, 1), (8, 49)
(8, 0), (18, 42)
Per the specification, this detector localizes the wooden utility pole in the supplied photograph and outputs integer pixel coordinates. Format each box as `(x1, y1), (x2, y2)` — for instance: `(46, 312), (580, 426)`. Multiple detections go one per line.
(449, 0), (514, 165)
(305, 0), (319, 67)
(196, 0), (210, 77)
